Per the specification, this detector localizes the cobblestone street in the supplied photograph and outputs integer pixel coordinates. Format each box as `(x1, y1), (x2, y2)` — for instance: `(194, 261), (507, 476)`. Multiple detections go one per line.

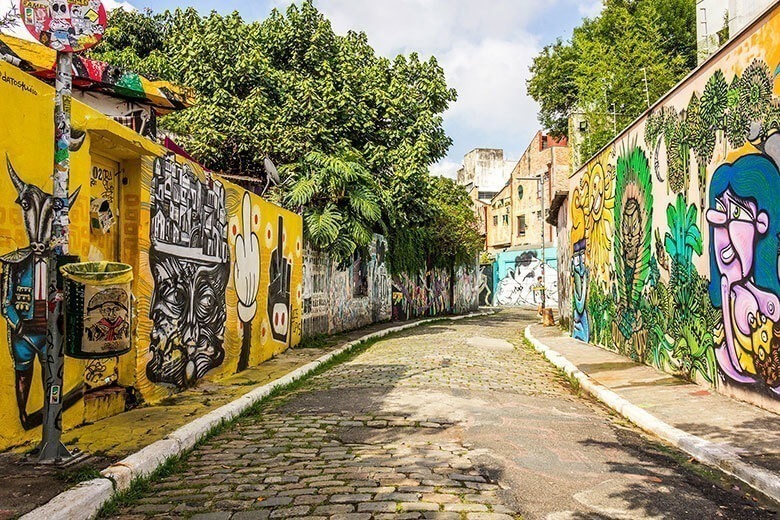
(111, 310), (771, 520)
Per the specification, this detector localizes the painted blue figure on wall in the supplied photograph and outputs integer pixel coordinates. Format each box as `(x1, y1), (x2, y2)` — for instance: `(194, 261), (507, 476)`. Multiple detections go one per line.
(571, 238), (590, 342)
(0, 157), (81, 429)
(707, 154), (780, 396)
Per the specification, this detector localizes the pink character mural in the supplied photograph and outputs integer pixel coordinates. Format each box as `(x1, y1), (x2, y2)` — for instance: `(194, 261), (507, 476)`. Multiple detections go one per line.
(707, 154), (780, 395)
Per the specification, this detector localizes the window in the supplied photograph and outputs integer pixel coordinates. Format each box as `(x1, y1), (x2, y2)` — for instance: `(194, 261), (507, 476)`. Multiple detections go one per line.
(517, 215), (526, 236)
(502, 214), (509, 225)
(493, 215), (498, 226)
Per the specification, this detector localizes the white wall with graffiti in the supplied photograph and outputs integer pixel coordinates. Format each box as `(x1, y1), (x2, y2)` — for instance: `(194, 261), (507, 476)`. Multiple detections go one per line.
(302, 235), (392, 337)
(491, 248), (559, 307)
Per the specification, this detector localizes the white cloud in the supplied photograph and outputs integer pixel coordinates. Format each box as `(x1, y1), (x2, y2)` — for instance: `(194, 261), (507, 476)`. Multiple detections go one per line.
(292, 0), (552, 177)
(429, 160), (460, 180)
(578, 0), (604, 19)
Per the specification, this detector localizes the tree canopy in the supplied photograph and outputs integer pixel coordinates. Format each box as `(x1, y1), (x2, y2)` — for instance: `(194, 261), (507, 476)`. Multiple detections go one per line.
(91, 2), (482, 271)
(527, 0), (696, 161)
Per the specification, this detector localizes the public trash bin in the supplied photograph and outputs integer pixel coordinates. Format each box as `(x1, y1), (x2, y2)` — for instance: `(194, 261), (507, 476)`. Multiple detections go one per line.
(61, 261), (133, 359)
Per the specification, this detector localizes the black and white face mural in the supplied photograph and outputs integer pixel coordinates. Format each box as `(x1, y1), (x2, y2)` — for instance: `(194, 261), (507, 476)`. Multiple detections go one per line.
(147, 154), (230, 388)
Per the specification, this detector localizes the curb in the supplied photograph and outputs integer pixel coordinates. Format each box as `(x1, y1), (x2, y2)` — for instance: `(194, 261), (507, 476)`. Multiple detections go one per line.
(524, 325), (780, 505)
(21, 310), (496, 520)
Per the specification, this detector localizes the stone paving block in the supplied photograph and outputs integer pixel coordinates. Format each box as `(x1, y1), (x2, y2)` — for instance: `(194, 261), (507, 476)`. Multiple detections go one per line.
(313, 504), (356, 515)
(251, 496), (293, 508)
(443, 503), (489, 512)
(356, 501), (397, 513)
(190, 513), (232, 520)
(232, 511), (270, 519)
(400, 502), (440, 511)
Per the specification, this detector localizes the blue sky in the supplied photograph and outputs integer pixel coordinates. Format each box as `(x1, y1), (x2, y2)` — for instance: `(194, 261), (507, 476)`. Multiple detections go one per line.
(9, 0), (602, 176)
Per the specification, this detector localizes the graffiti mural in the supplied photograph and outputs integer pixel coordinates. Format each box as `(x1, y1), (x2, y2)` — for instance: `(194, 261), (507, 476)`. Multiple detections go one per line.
(572, 155), (615, 282)
(612, 146), (653, 358)
(708, 154), (780, 395)
(493, 250), (559, 307)
(391, 268), (452, 321)
(234, 192), (260, 372)
(0, 158), (81, 429)
(565, 4), (780, 408)
(571, 239), (589, 342)
(267, 215), (292, 344)
(453, 263), (479, 314)
(147, 153), (230, 388)
(479, 263), (493, 306)
(301, 235), (392, 337)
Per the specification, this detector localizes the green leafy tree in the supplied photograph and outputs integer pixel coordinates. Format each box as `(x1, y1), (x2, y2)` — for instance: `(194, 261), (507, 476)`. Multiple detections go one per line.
(528, 0), (696, 160)
(90, 2), (476, 270)
(283, 150), (381, 263)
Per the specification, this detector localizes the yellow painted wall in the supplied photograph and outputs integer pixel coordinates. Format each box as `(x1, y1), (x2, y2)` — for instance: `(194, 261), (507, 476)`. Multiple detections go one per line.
(0, 59), (302, 449)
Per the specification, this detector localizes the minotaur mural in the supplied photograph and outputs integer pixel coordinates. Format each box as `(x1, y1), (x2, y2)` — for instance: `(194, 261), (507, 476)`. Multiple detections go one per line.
(147, 153), (230, 388)
(1, 158), (81, 430)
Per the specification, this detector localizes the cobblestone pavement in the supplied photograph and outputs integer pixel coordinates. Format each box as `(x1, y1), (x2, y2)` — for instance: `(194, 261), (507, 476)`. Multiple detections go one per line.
(112, 310), (774, 520)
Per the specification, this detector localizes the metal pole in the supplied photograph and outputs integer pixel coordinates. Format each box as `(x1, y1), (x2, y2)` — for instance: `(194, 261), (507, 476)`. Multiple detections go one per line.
(39, 51), (74, 463)
(540, 173), (545, 312)
(642, 67), (650, 109)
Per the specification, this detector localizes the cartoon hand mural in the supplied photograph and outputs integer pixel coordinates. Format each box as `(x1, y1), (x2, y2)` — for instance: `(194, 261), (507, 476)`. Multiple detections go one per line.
(268, 215), (292, 344)
(234, 192), (260, 371)
(235, 193), (260, 321)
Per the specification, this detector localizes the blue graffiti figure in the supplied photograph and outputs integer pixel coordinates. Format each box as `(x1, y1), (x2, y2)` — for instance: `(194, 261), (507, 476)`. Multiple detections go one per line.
(0, 157), (80, 429)
(572, 238), (590, 342)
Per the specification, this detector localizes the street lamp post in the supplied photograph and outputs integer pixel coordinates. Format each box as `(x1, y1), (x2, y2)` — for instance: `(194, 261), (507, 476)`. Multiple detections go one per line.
(517, 174), (546, 313)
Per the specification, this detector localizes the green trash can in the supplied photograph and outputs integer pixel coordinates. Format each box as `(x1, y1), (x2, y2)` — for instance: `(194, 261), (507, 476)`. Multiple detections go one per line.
(61, 262), (134, 359)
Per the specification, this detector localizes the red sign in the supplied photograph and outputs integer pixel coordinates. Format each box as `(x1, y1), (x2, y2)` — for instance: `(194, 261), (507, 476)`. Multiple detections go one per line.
(20, 0), (107, 53)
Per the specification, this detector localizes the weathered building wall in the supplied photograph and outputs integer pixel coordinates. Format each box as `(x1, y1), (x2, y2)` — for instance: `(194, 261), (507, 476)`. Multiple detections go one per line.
(302, 235), (391, 337)
(493, 248), (559, 307)
(485, 132), (569, 254)
(568, 3), (780, 412)
(452, 261), (480, 315)
(0, 60), (302, 449)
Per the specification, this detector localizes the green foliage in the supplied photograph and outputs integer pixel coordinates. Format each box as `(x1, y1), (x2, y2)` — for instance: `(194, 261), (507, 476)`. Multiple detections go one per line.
(387, 177), (483, 275)
(528, 0), (696, 159)
(90, 2), (480, 273)
(283, 150), (381, 264)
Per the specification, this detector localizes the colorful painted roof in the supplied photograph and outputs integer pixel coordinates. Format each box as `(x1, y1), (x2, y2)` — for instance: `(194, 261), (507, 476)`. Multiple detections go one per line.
(0, 34), (194, 113)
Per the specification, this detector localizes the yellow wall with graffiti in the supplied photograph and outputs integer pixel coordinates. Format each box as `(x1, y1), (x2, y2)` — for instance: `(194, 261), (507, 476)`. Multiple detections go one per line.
(567, 3), (780, 412)
(0, 59), (302, 450)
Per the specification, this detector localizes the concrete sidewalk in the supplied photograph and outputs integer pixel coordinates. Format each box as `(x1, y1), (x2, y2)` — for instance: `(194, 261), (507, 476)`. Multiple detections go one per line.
(527, 324), (780, 504)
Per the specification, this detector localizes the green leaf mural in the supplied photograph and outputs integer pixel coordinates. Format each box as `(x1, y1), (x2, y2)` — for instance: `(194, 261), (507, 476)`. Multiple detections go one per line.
(664, 193), (702, 280)
(613, 146), (653, 342)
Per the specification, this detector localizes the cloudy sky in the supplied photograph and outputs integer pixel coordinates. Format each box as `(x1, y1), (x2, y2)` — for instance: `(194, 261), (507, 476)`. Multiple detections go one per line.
(5, 0), (602, 177)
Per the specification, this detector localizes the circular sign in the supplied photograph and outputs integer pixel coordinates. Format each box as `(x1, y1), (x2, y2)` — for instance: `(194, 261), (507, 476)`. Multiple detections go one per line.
(20, 0), (107, 53)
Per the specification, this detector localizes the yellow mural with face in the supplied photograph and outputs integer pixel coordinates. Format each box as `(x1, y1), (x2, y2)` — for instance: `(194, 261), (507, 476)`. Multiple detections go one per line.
(571, 150), (615, 282)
